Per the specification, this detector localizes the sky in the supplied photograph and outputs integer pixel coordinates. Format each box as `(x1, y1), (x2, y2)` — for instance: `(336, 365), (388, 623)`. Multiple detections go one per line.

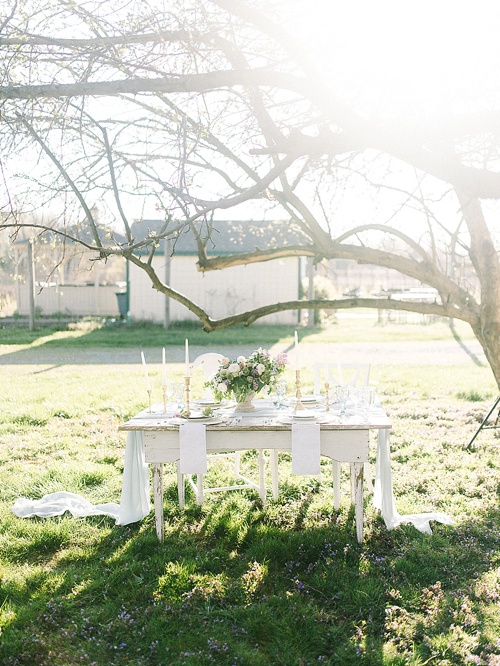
(283, 0), (500, 120)
(4, 0), (500, 234)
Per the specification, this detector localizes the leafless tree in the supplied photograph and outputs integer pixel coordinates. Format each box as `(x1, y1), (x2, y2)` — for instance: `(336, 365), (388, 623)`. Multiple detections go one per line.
(2, 0), (500, 383)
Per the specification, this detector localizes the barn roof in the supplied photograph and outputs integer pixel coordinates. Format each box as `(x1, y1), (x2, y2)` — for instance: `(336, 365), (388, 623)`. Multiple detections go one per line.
(11, 224), (126, 247)
(131, 219), (311, 255)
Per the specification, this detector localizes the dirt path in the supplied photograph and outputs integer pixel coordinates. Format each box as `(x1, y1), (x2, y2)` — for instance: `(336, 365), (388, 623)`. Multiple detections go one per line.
(0, 338), (487, 367)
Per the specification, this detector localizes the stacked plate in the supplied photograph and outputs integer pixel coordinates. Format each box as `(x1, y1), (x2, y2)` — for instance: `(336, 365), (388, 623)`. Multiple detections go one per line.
(288, 394), (322, 405)
(277, 410), (332, 425)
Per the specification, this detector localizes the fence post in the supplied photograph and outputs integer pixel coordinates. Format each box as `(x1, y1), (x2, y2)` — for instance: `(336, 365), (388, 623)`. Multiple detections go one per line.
(27, 239), (36, 331)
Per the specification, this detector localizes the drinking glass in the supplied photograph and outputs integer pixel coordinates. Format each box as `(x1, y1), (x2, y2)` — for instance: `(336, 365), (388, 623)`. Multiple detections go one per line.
(357, 386), (374, 421)
(275, 380), (287, 410)
(171, 382), (185, 411)
(335, 385), (349, 418)
(163, 381), (175, 409)
(350, 386), (361, 414)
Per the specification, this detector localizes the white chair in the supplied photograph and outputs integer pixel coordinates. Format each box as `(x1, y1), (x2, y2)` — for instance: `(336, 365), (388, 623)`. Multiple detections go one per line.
(313, 362), (371, 394)
(190, 353), (225, 401)
(178, 352), (266, 506)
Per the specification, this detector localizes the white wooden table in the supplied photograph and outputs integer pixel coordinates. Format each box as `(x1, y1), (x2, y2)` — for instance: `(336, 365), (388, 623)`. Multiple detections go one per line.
(119, 402), (392, 544)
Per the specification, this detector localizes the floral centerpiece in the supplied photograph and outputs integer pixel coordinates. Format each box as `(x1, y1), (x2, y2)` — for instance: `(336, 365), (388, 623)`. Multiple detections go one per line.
(206, 348), (288, 410)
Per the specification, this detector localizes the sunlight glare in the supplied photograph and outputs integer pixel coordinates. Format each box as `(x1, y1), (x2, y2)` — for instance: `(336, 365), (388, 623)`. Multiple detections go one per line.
(284, 0), (500, 118)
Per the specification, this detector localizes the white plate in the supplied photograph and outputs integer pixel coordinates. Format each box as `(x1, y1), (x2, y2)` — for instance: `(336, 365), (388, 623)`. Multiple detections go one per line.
(195, 399), (226, 407)
(136, 411), (171, 418)
(277, 415), (332, 425)
(289, 394), (322, 403)
(170, 417), (225, 426)
(292, 411), (319, 419)
(186, 411), (210, 419)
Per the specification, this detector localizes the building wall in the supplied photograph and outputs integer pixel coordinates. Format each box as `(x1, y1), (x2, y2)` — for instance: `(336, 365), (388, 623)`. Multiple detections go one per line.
(13, 242), (125, 317)
(17, 284), (121, 316)
(129, 254), (300, 325)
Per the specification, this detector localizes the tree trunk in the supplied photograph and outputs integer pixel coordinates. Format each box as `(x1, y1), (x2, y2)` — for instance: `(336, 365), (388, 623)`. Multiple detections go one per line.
(457, 192), (500, 389)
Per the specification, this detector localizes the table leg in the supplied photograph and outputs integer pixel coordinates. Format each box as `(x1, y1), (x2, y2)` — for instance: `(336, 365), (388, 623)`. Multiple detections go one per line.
(196, 474), (204, 505)
(270, 449), (279, 501)
(350, 463), (356, 504)
(234, 451), (241, 476)
(352, 462), (364, 543)
(152, 463), (164, 542)
(258, 450), (266, 502)
(364, 461), (373, 493)
(332, 460), (341, 509)
(176, 463), (185, 510)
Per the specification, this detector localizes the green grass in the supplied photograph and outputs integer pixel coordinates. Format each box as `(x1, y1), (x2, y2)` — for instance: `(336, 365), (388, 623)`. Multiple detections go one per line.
(1, 326), (500, 665)
(0, 313), (475, 348)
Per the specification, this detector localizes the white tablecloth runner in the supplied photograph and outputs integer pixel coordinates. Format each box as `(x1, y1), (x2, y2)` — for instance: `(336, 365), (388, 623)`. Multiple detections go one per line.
(10, 491), (122, 521)
(373, 429), (454, 534)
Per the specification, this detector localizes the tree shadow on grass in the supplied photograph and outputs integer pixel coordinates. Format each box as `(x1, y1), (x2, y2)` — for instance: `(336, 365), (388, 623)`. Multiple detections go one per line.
(1, 487), (500, 666)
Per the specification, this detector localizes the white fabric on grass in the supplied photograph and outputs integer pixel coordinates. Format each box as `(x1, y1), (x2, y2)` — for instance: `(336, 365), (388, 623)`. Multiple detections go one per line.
(373, 429), (454, 534)
(11, 431), (150, 526)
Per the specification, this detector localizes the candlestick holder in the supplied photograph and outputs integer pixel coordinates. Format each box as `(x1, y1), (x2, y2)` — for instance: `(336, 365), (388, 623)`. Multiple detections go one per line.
(184, 376), (191, 412)
(324, 382), (330, 412)
(293, 369), (305, 413)
(162, 386), (167, 413)
(147, 389), (152, 413)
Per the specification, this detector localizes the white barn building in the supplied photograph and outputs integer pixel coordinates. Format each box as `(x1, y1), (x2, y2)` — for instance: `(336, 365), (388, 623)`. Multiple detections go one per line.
(128, 220), (307, 326)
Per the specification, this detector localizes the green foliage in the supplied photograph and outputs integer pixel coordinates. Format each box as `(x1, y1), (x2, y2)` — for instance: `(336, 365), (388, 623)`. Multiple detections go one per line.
(456, 389), (488, 402)
(0, 331), (499, 664)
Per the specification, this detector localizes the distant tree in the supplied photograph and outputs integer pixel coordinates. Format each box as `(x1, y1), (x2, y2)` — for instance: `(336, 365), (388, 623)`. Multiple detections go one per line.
(2, 0), (500, 383)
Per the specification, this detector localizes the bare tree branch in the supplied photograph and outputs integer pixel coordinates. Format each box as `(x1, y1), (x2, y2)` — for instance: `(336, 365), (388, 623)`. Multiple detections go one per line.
(16, 115), (103, 249)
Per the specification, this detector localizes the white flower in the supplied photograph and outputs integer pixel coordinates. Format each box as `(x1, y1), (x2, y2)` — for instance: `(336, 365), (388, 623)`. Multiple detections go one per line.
(237, 355), (246, 365)
(217, 382), (228, 393)
(228, 363), (241, 375)
(256, 363), (265, 375)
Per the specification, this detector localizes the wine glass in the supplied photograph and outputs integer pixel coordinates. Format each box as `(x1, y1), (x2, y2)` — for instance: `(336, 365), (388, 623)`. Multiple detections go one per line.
(167, 382), (185, 412)
(335, 385), (349, 418)
(357, 386), (374, 421)
(349, 386), (361, 414)
(163, 381), (175, 411)
(274, 380), (287, 410)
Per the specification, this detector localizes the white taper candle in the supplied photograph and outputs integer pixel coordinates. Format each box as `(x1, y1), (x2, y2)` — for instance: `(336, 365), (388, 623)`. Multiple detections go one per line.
(162, 347), (167, 387)
(294, 330), (300, 370)
(141, 351), (151, 391)
(185, 338), (190, 377)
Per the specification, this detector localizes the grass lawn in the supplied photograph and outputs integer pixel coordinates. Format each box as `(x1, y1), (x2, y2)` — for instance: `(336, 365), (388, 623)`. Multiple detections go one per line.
(0, 312), (475, 349)
(1, 320), (499, 665)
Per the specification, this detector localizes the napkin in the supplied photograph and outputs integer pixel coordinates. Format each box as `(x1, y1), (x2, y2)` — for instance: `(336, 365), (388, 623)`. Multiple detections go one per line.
(292, 422), (321, 475)
(179, 422), (207, 475)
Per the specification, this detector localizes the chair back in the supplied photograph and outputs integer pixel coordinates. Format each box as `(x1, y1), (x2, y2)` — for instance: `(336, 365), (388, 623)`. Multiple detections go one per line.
(190, 353), (225, 399)
(313, 363), (370, 394)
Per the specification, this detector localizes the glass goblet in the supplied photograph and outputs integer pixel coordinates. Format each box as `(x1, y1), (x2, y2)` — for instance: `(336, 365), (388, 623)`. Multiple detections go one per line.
(358, 386), (374, 420)
(335, 385), (349, 418)
(171, 382), (185, 412)
(275, 380), (287, 410)
(163, 381), (175, 410)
